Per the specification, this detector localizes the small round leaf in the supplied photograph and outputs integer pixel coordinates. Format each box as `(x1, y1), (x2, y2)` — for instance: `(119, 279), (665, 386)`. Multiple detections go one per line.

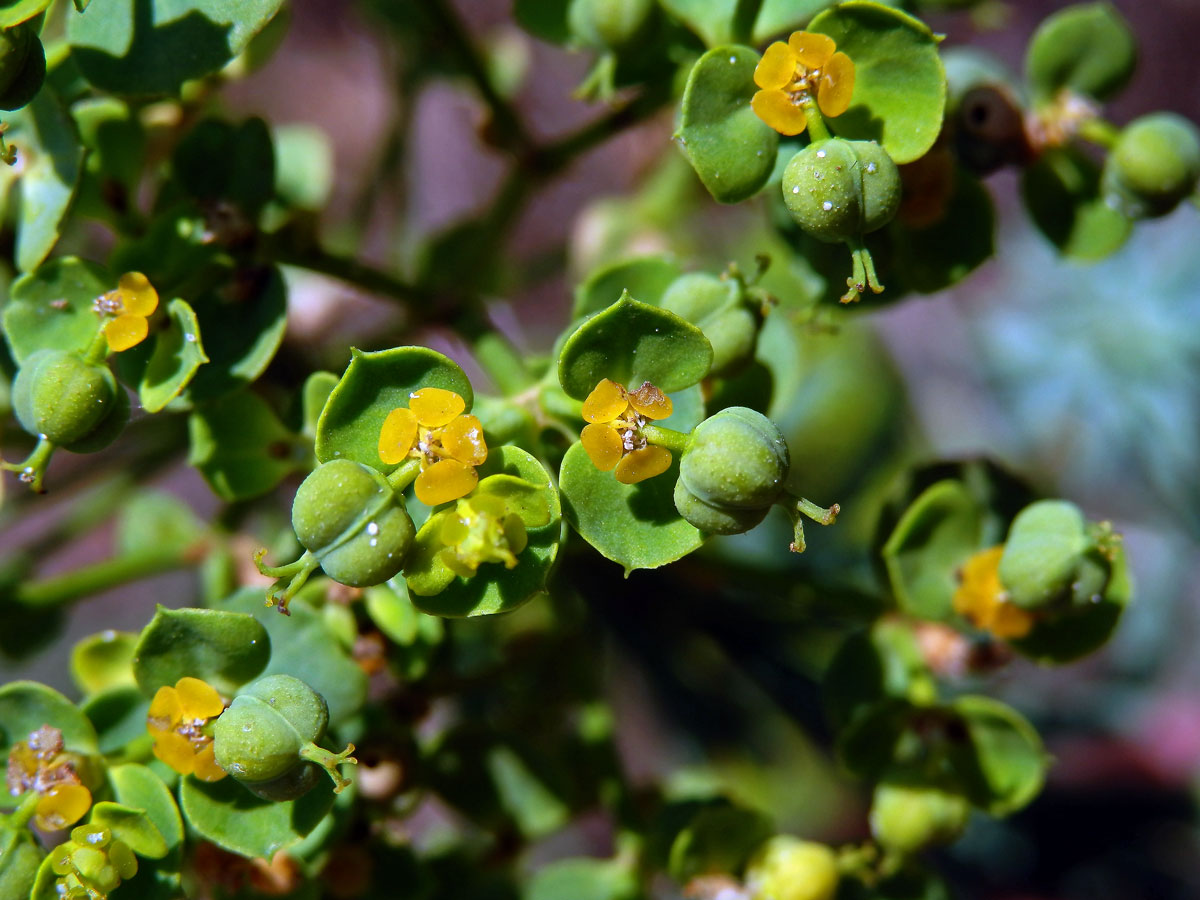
(3, 257), (108, 365)
(1025, 2), (1136, 105)
(132, 605), (271, 697)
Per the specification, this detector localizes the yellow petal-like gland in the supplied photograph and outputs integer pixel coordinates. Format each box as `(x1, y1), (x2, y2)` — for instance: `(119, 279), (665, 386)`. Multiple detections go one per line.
(151, 730), (197, 776)
(472, 494), (507, 518)
(115, 272), (159, 317)
(147, 686), (182, 732)
(952, 545), (1034, 638)
(789, 30), (836, 69)
(627, 382), (673, 420)
(379, 407), (419, 466)
(614, 445), (672, 484)
(104, 314), (149, 353)
(440, 511), (471, 546)
(751, 89), (808, 137)
(989, 601), (1035, 639)
(818, 51), (855, 118)
(35, 784), (92, 830)
(175, 676), (224, 719)
(191, 742), (227, 782)
(581, 423), (624, 471)
(109, 841), (138, 880)
(416, 459), (479, 506)
(582, 379), (628, 424)
(440, 414), (488, 466)
(409, 387), (465, 428)
(50, 845), (74, 876)
(754, 41), (798, 90)
(439, 548), (478, 578)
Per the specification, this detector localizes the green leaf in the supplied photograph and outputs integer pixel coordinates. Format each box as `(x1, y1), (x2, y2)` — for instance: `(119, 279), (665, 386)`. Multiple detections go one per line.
(70, 629), (138, 695)
(68, 0), (287, 95)
(809, 1), (946, 164)
(558, 292), (713, 400)
(677, 45), (778, 203)
(526, 857), (639, 900)
(2, 257), (106, 366)
(1025, 2), (1135, 104)
(72, 96), (146, 200)
(301, 370), (338, 438)
(658, 0), (738, 46)
(116, 489), (206, 559)
(315, 345), (474, 470)
(573, 255), (682, 319)
(179, 774), (336, 860)
(0, 0), (50, 29)
(947, 696), (1047, 816)
(881, 480), (983, 620)
(1022, 146), (1131, 261)
(187, 389), (303, 501)
(363, 582), (444, 681)
(514, 0), (570, 43)
(273, 123), (333, 212)
(132, 605), (271, 697)
(0, 830), (41, 900)
(835, 698), (913, 779)
(172, 117), (275, 215)
(559, 441), (704, 573)
(108, 763), (185, 853)
(88, 802), (169, 859)
(213, 587), (368, 726)
(133, 299), (207, 412)
(889, 167), (994, 294)
(182, 265), (288, 401)
(405, 447), (562, 617)
(823, 621), (935, 731)
(667, 801), (774, 881)
(487, 743), (569, 839)
(752, 0), (838, 43)
(80, 685), (149, 756)
(9, 89), (84, 271)
(0, 681), (98, 755)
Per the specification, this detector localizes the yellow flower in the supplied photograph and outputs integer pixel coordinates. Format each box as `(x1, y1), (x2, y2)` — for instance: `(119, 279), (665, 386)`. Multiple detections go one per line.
(751, 31), (855, 136)
(4, 725), (93, 831)
(377, 388), (488, 506)
(438, 493), (528, 577)
(953, 546), (1035, 640)
(146, 677), (227, 781)
(580, 378), (674, 484)
(95, 272), (159, 352)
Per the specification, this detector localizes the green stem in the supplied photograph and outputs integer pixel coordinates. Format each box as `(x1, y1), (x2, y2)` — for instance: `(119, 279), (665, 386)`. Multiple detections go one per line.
(536, 87), (670, 176)
(12, 547), (192, 608)
(1, 438), (56, 494)
(841, 240), (884, 303)
(1077, 117), (1119, 150)
(641, 425), (691, 455)
(804, 100), (832, 143)
(474, 331), (533, 394)
(777, 493), (840, 553)
(254, 548), (320, 615)
(271, 240), (440, 308)
(730, 0), (764, 44)
(83, 325), (110, 366)
(386, 458), (422, 493)
(0, 790), (40, 829)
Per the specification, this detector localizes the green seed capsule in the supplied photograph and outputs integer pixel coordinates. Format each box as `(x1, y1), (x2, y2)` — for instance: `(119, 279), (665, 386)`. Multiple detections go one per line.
(1104, 112), (1200, 218)
(291, 459), (415, 587)
(998, 500), (1089, 610)
(567, 0), (656, 50)
(679, 407), (789, 510)
(673, 478), (770, 535)
(869, 781), (971, 855)
(11, 350), (124, 448)
(661, 272), (760, 377)
(0, 24), (44, 112)
(782, 138), (901, 243)
(213, 674), (330, 797)
(745, 836), (839, 900)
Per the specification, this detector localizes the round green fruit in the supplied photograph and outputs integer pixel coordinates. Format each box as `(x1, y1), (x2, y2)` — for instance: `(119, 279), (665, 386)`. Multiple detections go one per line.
(679, 407), (789, 510)
(11, 350), (125, 449)
(213, 674), (329, 796)
(1104, 112), (1200, 218)
(673, 478), (770, 536)
(869, 782), (971, 855)
(291, 459), (415, 586)
(782, 139), (901, 243)
(745, 836), (839, 900)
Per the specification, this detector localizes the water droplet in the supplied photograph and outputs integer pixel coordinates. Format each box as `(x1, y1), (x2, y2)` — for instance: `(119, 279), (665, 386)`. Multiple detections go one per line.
(369, 538), (378, 547)
(791, 186), (800, 194)
(366, 522), (379, 536)
(866, 162), (877, 173)
(816, 149), (826, 158)
(822, 201), (833, 211)
(185, 333), (197, 342)
(729, 56), (737, 64)
(814, 172), (823, 180)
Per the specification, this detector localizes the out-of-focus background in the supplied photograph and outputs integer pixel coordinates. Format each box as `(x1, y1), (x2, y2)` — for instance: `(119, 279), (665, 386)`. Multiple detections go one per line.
(4, 2), (1200, 897)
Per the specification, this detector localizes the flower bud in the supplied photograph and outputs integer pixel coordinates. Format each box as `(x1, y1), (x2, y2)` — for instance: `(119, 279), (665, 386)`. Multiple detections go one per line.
(291, 459), (415, 587)
(213, 674), (339, 800)
(782, 138), (901, 243)
(1104, 112), (1200, 218)
(661, 273), (761, 377)
(869, 781), (971, 855)
(745, 836), (839, 900)
(11, 349), (127, 450)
